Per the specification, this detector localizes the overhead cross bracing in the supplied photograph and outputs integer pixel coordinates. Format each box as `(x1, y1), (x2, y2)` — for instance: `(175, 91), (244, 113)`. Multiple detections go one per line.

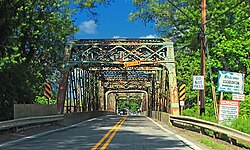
(65, 38), (174, 68)
(101, 70), (150, 81)
(57, 38), (179, 116)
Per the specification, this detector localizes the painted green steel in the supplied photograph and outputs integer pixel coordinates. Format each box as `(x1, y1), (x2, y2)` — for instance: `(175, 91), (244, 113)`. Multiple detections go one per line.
(57, 38), (179, 116)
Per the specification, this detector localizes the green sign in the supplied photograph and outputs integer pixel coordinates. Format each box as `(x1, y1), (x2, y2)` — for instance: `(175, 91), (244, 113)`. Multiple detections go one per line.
(218, 71), (244, 94)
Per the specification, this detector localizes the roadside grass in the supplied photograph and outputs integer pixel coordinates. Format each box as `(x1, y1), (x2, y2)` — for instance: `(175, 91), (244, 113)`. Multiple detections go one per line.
(197, 138), (231, 150)
(237, 141), (250, 149)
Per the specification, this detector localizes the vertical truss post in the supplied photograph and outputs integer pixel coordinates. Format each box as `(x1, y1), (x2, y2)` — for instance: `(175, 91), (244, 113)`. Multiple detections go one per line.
(161, 69), (167, 112)
(147, 87), (152, 117)
(94, 75), (100, 111)
(158, 70), (162, 111)
(157, 70), (161, 111)
(90, 73), (94, 111)
(66, 80), (69, 113)
(57, 42), (74, 114)
(103, 88), (107, 110)
(69, 73), (73, 112)
(87, 71), (91, 111)
(145, 91), (149, 112)
(84, 71), (88, 111)
(80, 70), (84, 112)
(165, 63), (179, 116)
(57, 70), (70, 114)
(91, 73), (94, 111)
(152, 74), (156, 111)
(76, 69), (81, 112)
(82, 70), (87, 111)
(165, 75), (170, 113)
(98, 80), (104, 110)
(71, 70), (77, 112)
(92, 73), (96, 111)
(58, 72), (69, 114)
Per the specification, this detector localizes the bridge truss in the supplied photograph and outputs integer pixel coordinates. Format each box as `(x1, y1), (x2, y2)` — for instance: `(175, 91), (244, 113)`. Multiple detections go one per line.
(57, 38), (179, 115)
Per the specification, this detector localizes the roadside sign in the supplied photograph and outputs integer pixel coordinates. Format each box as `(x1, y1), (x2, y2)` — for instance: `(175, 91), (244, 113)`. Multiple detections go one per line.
(218, 71), (244, 94)
(180, 101), (185, 106)
(45, 82), (52, 99)
(124, 61), (140, 67)
(232, 93), (245, 101)
(193, 76), (204, 90)
(179, 84), (186, 101)
(218, 100), (239, 124)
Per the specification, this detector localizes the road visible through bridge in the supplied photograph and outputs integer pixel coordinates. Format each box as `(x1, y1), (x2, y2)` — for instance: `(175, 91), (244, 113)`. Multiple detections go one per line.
(1, 115), (202, 150)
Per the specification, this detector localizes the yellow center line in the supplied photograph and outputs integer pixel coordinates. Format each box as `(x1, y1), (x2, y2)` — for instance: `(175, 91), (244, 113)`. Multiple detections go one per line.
(100, 115), (127, 150)
(91, 116), (126, 150)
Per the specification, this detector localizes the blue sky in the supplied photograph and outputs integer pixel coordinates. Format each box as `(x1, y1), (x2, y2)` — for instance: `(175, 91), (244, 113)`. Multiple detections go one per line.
(73, 0), (158, 39)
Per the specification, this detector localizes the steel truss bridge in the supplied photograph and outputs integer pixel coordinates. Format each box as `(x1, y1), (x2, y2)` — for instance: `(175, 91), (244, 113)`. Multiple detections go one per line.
(57, 38), (179, 115)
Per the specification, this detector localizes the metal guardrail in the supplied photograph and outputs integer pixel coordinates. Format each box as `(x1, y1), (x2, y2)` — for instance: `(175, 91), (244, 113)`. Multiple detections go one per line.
(0, 115), (64, 131)
(169, 115), (250, 145)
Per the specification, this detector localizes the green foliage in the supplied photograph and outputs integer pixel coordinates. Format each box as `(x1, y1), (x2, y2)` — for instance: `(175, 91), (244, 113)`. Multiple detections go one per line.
(35, 96), (56, 105)
(117, 100), (140, 113)
(183, 101), (217, 123)
(0, 62), (36, 121)
(224, 95), (250, 134)
(131, 0), (250, 128)
(0, 0), (110, 120)
(240, 95), (250, 116)
(223, 116), (250, 134)
(197, 138), (231, 150)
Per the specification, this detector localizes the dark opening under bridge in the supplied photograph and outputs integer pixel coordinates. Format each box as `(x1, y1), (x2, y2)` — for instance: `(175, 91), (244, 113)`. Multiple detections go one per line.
(57, 38), (179, 116)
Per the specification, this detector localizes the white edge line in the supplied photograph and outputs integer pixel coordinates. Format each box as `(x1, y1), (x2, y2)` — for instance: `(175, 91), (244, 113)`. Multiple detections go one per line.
(0, 117), (97, 148)
(146, 117), (203, 150)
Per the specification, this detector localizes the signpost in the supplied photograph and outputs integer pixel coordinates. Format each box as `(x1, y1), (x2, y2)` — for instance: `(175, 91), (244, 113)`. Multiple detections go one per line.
(193, 76), (204, 90)
(179, 84), (186, 115)
(218, 71), (244, 94)
(193, 76), (204, 115)
(216, 71), (244, 124)
(218, 100), (239, 124)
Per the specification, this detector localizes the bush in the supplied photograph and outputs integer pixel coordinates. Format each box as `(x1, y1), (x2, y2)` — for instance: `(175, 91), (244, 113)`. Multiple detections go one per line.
(35, 96), (56, 105)
(228, 115), (250, 134)
(183, 100), (217, 123)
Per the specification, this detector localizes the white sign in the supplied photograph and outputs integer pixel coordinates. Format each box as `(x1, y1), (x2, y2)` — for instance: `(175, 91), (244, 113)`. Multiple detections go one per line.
(232, 93), (245, 101)
(218, 71), (244, 94)
(193, 76), (204, 90)
(218, 100), (239, 124)
(180, 101), (185, 106)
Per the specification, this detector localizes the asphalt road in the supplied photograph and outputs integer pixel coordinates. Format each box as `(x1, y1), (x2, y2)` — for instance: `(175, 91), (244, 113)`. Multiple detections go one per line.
(0, 115), (202, 150)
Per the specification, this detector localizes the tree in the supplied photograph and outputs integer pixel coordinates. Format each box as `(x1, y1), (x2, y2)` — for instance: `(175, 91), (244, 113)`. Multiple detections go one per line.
(0, 0), (111, 121)
(130, 0), (250, 116)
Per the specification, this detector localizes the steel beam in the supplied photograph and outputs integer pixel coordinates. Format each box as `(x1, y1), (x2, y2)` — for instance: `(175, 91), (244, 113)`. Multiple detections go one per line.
(58, 38), (179, 115)
(104, 90), (148, 112)
(57, 42), (74, 114)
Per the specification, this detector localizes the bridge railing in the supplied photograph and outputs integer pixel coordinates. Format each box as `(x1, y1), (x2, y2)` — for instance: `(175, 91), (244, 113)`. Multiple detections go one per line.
(0, 115), (64, 132)
(0, 111), (115, 133)
(148, 111), (250, 145)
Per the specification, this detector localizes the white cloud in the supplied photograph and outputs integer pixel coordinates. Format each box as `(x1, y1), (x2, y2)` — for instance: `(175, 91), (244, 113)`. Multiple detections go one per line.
(79, 20), (97, 34)
(113, 36), (127, 39)
(140, 34), (158, 38)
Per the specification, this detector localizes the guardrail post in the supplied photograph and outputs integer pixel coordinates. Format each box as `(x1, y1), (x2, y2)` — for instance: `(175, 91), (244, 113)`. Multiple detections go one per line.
(200, 127), (205, 135)
(213, 131), (218, 139)
(230, 138), (237, 145)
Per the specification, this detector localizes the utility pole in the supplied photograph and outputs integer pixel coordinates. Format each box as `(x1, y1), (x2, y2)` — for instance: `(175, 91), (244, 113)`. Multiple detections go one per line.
(200, 0), (206, 116)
